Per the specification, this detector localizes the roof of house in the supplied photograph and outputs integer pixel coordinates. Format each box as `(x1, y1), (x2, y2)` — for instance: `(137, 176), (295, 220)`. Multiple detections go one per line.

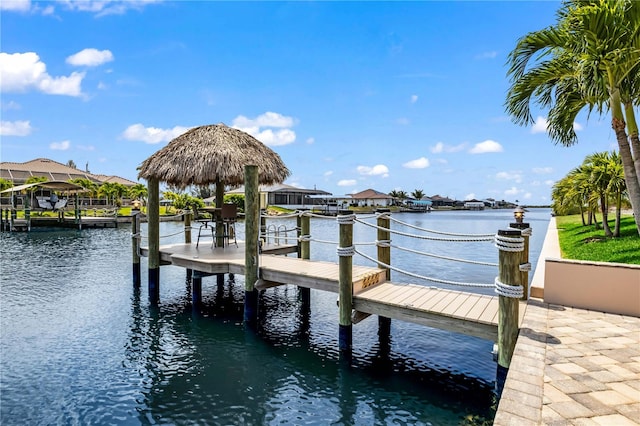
(430, 194), (455, 202)
(349, 188), (392, 199)
(0, 158), (137, 186)
(228, 183), (331, 195)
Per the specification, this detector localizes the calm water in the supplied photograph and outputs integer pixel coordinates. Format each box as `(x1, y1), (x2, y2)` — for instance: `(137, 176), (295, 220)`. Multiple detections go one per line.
(1, 209), (550, 425)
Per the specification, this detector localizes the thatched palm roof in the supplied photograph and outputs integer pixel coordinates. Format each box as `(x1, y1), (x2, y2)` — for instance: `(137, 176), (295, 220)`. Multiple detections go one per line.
(137, 123), (290, 188)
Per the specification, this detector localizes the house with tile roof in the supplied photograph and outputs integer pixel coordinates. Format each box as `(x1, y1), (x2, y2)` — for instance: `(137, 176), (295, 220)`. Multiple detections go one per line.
(0, 158), (138, 186)
(348, 188), (394, 207)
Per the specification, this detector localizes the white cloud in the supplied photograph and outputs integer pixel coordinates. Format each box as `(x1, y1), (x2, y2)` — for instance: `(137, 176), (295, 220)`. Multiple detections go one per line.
(58, 0), (162, 17)
(0, 120), (31, 136)
(1, 100), (21, 110)
(233, 112), (294, 129)
(232, 111), (297, 147)
(97, 81), (108, 90)
(573, 122), (583, 131)
(323, 171), (333, 177)
(544, 180), (555, 186)
(504, 187), (520, 196)
(77, 145), (95, 151)
(357, 164), (389, 177)
(475, 51), (498, 59)
(410, 95), (418, 103)
(436, 158), (448, 164)
(464, 193), (476, 200)
(531, 116), (548, 134)
(306, 137), (315, 144)
(396, 117), (410, 125)
(430, 141), (466, 154)
(121, 123), (190, 144)
(403, 157), (430, 169)
(337, 179), (357, 187)
(0, 0), (30, 11)
(66, 48), (114, 67)
(50, 140), (70, 150)
(0, 52), (85, 97)
(523, 192), (532, 199)
(469, 140), (503, 154)
(532, 167), (553, 174)
(495, 171), (522, 183)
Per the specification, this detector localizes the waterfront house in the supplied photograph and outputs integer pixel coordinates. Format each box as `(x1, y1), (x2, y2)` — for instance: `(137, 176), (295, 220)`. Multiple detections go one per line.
(228, 183), (332, 210)
(348, 188), (394, 207)
(429, 194), (456, 208)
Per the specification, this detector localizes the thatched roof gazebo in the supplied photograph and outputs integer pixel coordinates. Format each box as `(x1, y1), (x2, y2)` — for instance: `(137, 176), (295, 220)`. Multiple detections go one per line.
(137, 123), (290, 189)
(136, 123), (290, 311)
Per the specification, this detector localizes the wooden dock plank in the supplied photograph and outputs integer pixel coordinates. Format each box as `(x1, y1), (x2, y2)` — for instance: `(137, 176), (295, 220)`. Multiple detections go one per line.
(452, 294), (484, 319)
(384, 284), (425, 306)
(465, 296), (493, 322)
(478, 297), (499, 324)
(416, 288), (454, 311)
(440, 292), (472, 316)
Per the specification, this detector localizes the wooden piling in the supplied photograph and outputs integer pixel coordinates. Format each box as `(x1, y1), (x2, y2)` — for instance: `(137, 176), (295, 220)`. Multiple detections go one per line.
(184, 209), (193, 281)
(132, 212), (141, 287)
(244, 165), (259, 326)
(299, 212), (311, 305)
(376, 209), (392, 338)
(338, 209), (354, 357)
(147, 177), (160, 304)
(497, 228), (522, 368)
(192, 273), (202, 307)
(510, 222), (531, 300)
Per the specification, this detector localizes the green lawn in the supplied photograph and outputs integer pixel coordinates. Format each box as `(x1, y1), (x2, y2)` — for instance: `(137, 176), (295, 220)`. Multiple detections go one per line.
(555, 215), (640, 264)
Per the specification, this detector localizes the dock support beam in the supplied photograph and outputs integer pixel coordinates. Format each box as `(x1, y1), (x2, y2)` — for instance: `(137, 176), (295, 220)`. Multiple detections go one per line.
(244, 165), (259, 327)
(147, 177), (160, 305)
(338, 209), (354, 361)
(131, 212), (141, 287)
(299, 212), (311, 306)
(496, 228), (523, 369)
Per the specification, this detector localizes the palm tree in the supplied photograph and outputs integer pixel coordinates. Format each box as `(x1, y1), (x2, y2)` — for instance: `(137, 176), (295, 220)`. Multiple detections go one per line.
(69, 178), (99, 206)
(66, 160), (77, 169)
(0, 178), (13, 192)
(128, 183), (148, 205)
(585, 152), (615, 236)
(411, 189), (425, 200)
(506, 0), (640, 234)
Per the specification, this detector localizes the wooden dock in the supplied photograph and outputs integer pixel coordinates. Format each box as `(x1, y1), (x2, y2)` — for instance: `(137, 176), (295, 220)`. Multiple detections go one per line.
(141, 241), (523, 341)
(2, 216), (118, 231)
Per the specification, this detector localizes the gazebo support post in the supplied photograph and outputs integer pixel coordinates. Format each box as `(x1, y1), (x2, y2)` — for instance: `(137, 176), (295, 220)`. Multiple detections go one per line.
(244, 165), (260, 327)
(215, 177), (225, 285)
(147, 177), (160, 305)
(131, 211), (141, 287)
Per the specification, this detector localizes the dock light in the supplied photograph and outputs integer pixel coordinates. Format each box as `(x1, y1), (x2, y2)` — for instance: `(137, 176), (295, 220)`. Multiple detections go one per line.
(513, 206), (525, 224)
(132, 200), (142, 210)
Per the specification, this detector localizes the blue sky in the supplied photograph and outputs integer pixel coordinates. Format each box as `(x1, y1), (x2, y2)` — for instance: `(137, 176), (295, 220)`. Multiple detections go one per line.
(1, 1), (618, 204)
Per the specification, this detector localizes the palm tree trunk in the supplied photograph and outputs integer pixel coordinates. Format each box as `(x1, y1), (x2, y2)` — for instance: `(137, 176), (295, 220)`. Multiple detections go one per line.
(580, 205), (586, 226)
(599, 194), (612, 237)
(614, 191), (621, 237)
(612, 95), (640, 235)
(624, 103), (640, 180)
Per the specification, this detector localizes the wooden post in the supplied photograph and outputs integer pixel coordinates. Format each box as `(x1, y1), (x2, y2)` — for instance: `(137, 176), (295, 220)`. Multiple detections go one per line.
(299, 212), (311, 305)
(10, 206), (16, 232)
(24, 195), (31, 232)
(147, 177), (160, 304)
(184, 208), (193, 281)
(337, 209), (354, 359)
(215, 176), (225, 248)
(376, 209), (392, 337)
(132, 212), (141, 287)
(192, 272), (202, 308)
(75, 193), (81, 229)
(244, 165), (259, 326)
(497, 228), (522, 368)
(510, 222), (531, 300)
(296, 213), (301, 257)
(260, 209), (267, 243)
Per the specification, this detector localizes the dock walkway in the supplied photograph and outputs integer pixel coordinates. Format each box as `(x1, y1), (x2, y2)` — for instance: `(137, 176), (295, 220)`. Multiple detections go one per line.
(141, 242), (523, 341)
(494, 219), (640, 425)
